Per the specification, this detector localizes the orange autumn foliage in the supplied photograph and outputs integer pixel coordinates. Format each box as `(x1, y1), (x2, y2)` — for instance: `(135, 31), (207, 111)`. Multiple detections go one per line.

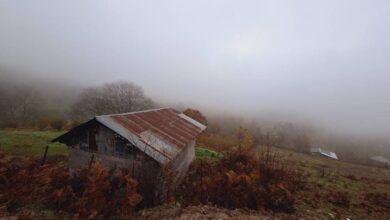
(176, 149), (304, 212)
(236, 126), (255, 149)
(0, 153), (142, 219)
(183, 108), (208, 125)
(197, 126), (255, 151)
(197, 133), (237, 151)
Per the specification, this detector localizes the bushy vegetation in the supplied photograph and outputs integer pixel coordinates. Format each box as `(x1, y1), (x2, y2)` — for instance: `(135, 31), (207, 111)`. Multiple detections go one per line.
(50, 119), (65, 131)
(0, 153), (142, 219)
(362, 192), (390, 212)
(197, 126), (255, 152)
(197, 133), (237, 151)
(35, 118), (50, 130)
(183, 108), (208, 125)
(176, 148), (304, 212)
(0, 129), (389, 219)
(327, 191), (350, 208)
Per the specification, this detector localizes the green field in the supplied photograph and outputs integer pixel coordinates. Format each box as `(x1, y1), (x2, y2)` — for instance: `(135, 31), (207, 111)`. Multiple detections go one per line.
(0, 130), (222, 160)
(0, 130), (68, 157)
(195, 146), (222, 160)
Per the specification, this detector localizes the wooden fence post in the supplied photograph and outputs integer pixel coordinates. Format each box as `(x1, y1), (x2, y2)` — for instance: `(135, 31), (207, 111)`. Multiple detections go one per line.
(88, 154), (95, 169)
(41, 145), (49, 166)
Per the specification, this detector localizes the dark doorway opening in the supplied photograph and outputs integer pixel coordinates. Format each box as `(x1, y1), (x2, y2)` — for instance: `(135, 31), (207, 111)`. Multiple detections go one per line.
(89, 129), (97, 152)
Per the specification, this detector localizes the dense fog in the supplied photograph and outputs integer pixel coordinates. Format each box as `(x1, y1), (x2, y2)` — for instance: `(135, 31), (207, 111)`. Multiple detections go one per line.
(1, 0), (389, 139)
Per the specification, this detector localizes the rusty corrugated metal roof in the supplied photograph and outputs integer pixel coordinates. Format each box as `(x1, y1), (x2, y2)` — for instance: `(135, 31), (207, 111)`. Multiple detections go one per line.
(96, 108), (206, 164)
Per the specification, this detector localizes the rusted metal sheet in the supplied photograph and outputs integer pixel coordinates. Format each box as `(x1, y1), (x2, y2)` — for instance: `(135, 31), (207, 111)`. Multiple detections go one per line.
(95, 108), (206, 164)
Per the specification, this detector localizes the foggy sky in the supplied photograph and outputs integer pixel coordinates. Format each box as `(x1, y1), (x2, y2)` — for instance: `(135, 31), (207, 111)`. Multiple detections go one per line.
(1, 0), (390, 137)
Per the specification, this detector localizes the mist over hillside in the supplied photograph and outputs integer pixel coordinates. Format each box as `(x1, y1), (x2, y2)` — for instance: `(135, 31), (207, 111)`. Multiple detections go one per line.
(1, 0), (390, 162)
(1, 2), (390, 218)
(1, 71), (390, 161)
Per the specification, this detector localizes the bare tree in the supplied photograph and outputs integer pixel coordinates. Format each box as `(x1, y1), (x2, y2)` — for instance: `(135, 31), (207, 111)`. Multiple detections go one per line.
(72, 81), (155, 119)
(0, 84), (41, 127)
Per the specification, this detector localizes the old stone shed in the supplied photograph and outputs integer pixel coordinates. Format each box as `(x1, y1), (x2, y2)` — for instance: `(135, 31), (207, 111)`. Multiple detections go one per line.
(53, 107), (206, 205)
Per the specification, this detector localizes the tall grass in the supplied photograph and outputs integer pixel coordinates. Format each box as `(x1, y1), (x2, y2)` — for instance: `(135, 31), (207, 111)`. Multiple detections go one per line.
(176, 148), (305, 212)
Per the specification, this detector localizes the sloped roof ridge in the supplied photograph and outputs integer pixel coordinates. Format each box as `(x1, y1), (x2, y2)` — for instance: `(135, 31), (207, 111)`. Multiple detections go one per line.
(95, 107), (172, 118)
(95, 107), (171, 118)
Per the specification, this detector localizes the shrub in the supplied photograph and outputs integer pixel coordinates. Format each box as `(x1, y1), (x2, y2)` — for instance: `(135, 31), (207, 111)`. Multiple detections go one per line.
(176, 149), (303, 212)
(197, 133), (237, 151)
(236, 127), (255, 149)
(50, 119), (65, 131)
(197, 126), (255, 151)
(364, 192), (390, 209)
(70, 119), (81, 128)
(5, 122), (19, 128)
(327, 191), (350, 208)
(0, 153), (142, 218)
(35, 118), (49, 130)
(183, 108), (208, 125)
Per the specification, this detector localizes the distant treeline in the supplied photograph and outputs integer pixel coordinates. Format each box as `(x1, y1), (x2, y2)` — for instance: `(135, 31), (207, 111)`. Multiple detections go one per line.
(0, 80), (155, 129)
(0, 78), (389, 165)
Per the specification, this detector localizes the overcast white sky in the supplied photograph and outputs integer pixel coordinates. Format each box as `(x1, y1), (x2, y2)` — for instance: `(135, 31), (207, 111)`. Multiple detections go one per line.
(1, 0), (390, 136)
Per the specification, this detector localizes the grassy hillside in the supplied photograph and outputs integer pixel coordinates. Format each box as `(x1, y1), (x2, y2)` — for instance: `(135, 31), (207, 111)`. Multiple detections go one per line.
(266, 146), (390, 219)
(0, 130), (388, 219)
(0, 130), (67, 157)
